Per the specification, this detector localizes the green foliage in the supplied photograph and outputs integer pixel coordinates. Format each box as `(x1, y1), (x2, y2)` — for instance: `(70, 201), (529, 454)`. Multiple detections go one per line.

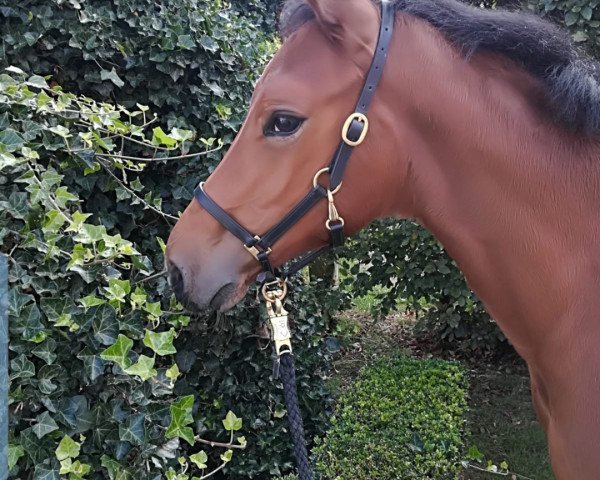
(313, 356), (468, 480)
(1, 71), (337, 479)
(342, 220), (506, 354)
(529, 0), (600, 55)
(0, 0), (276, 139)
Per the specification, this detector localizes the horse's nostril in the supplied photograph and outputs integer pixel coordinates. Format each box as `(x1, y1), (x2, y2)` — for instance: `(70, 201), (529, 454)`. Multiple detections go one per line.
(168, 263), (185, 301)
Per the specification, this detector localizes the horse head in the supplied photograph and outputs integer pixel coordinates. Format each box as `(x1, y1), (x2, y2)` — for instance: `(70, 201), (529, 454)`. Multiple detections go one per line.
(166, 0), (409, 311)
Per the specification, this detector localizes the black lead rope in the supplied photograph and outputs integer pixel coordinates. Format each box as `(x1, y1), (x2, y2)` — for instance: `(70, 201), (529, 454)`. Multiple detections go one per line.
(279, 353), (313, 480)
(195, 2), (395, 477)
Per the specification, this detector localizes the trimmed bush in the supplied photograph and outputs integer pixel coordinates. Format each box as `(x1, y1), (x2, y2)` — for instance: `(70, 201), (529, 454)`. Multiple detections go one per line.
(314, 356), (468, 480)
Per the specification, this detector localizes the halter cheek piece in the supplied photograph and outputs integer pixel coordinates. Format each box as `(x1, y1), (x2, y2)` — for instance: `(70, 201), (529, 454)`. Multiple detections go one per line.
(194, 1), (395, 281)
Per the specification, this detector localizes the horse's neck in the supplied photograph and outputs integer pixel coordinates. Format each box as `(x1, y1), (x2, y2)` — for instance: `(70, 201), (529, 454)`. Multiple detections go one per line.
(387, 18), (600, 358)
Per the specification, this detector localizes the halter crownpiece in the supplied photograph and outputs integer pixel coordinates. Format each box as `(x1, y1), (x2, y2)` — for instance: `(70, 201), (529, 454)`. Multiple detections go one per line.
(194, 0), (394, 279)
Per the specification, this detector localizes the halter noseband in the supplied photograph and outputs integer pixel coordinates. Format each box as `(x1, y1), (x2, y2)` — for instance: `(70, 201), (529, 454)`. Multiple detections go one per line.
(194, 1), (394, 281)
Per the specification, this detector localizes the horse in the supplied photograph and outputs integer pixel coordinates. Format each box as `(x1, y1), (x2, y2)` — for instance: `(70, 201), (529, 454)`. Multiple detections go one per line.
(165, 0), (600, 478)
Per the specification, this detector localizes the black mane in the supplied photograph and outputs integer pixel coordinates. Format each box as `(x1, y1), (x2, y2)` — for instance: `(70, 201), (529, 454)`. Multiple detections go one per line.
(279, 0), (600, 135)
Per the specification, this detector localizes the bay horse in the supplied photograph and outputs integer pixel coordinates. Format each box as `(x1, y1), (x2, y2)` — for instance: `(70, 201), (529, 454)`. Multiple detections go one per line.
(165, 0), (600, 478)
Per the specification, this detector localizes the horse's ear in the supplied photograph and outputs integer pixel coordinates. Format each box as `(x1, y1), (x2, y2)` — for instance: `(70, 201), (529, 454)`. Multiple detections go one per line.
(306, 0), (379, 49)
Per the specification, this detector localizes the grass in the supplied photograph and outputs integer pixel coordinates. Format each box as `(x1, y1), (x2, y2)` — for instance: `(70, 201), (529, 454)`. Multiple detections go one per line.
(461, 363), (554, 480)
(326, 310), (554, 480)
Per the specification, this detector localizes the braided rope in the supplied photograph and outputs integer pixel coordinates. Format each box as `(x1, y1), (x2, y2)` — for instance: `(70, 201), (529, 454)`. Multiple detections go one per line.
(279, 352), (313, 480)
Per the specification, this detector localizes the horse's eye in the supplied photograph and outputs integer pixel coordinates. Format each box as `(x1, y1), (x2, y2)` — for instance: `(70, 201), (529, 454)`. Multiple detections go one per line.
(264, 114), (304, 136)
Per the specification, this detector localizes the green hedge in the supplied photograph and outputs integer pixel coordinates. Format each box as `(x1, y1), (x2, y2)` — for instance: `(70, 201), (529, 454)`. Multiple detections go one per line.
(1, 71), (343, 480)
(0, 0), (275, 136)
(314, 356), (468, 480)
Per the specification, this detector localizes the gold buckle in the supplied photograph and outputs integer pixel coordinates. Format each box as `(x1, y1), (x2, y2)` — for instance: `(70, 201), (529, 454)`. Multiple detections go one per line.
(312, 167), (342, 194)
(262, 279), (292, 356)
(341, 112), (369, 147)
(244, 235), (271, 260)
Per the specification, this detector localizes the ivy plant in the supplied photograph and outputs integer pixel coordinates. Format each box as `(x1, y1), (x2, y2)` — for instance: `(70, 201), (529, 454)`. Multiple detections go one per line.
(1, 71), (337, 479)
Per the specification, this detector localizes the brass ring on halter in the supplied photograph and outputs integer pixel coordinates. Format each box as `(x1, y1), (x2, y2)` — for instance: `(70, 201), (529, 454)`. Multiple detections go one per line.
(341, 112), (369, 147)
(261, 279), (288, 303)
(325, 218), (345, 231)
(312, 167), (342, 194)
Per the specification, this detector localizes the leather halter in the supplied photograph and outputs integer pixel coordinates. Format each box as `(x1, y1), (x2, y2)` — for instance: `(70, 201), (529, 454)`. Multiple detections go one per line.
(194, 1), (394, 281)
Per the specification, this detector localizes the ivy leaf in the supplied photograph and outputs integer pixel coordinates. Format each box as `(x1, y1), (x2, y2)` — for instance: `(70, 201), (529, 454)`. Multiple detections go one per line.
(466, 444), (484, 461)
(33, 464), (60, 480)
(55, 435), (81, 461)
(100, 334), (133, 370)
(207, 82), (224, 97)
(165, 395), (195, 445)
(5, 65), (25, 75)
(24, 31), (41, 46)
(8, 287), (33, 317)
(79, 295), (105, 309)
(165, 363), (180, 382)
(189, 450), (208, 469)
(177, 34), (196, 50)
(48, 125), (71, 139)
(92, 303), (119, 345)
(54, 186), (78, 208)
(8, 443), (25, 470)
(74, 223), (107, 243)
(60, 459), (91, 477)
(27, 74), (49, 89)
(31, 412), (59, 440)
(118, 413), (146, 446)
(100, 68), (125, 87)
(220, 449), (233, 463)
(581, 6), (593, 21)
(156, 236), (167, 253)
(143, 328), (177, 356)
(199, 35), (218, 52)
(101, 454), (134, 480)
(572, 30), (589, 42)
(32, 338), (57, 364)
(124, 355), (157, 381)
(64, 211), (91, 233)
(13, 303), (44, 341)
(42, 210), (68, 234)
(3, 191), (28, 218)
(103, 279), (131, 304)
(151, 127), (177, 147)
(10, 354), (35, 380)
(169, 128), (193, 142)
(77, 347), (106, 382)
(144, 301), (162, 318)
(0, 129), (25, 152)
(565, 11), (579, 26)
(222, 411), (242, 431)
